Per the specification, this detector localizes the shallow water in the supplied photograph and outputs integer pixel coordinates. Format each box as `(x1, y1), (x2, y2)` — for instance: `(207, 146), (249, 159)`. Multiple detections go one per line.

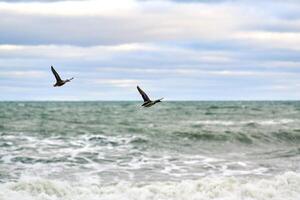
(0, 101), (299, 199)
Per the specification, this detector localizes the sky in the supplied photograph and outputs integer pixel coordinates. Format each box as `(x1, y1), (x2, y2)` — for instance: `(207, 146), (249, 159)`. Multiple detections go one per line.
(1, 0), (300, 100)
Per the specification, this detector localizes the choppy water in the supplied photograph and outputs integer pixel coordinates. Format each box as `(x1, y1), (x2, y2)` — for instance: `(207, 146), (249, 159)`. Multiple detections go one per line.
(0, 101), (300, 200)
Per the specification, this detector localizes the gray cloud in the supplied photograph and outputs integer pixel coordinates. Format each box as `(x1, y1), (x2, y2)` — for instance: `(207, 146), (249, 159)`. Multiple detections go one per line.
(0, 0), (299, 51)
(0, 13), (236, 46)
(0, 0), (246, 46)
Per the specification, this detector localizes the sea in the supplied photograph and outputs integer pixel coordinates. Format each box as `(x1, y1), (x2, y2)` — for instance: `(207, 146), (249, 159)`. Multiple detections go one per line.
(0, 101), (299, 200)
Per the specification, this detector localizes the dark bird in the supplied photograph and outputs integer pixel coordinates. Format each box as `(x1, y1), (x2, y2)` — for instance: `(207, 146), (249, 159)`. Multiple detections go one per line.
(137, 85), (163, 107)
(51, 66), (74, 87)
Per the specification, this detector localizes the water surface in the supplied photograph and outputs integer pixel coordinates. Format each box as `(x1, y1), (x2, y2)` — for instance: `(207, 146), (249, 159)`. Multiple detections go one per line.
(0, 101), (299, 199)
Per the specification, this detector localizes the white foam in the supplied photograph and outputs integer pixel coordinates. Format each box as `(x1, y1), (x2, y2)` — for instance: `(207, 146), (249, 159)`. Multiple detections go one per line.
(194, 120), (235, 126)
(1, 172), (300, 200)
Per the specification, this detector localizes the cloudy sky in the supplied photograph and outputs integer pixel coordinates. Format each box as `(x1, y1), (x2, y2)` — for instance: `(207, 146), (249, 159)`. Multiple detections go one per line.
(1, 0), (300, 100)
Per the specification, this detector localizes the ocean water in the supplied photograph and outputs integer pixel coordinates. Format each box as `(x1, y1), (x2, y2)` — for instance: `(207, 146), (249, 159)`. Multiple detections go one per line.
(0, 101), (300, 200)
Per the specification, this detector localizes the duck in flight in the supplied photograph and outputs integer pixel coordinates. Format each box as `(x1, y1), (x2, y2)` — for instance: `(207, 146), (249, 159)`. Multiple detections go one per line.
(51, 66), (74, 87)
(137, 85), (163, 107)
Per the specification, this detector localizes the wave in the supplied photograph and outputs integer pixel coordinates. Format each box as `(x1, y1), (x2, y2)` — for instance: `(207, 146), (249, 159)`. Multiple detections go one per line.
(173, 130), (255, 144)
(87, 135), (148, 146)
(173, 129), (300, 145)
(1, 172), (300, 200)
(192, 119), (295, 126)
(173, 131), (230, 142)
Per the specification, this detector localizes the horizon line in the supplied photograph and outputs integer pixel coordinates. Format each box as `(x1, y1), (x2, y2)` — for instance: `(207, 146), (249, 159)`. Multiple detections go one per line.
(0, 100), (300, 102)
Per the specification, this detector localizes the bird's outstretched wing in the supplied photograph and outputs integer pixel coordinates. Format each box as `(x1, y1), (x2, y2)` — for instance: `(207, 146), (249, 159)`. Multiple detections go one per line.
(137, 86), (151, 102)
(51, 66), (63, 82)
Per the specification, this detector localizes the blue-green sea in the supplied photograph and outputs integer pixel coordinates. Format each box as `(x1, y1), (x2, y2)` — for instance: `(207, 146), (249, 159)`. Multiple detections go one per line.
(0, 101), (300, 199)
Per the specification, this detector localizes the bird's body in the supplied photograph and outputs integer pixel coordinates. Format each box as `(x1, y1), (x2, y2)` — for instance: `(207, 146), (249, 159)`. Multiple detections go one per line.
(142, 100), (162, 107)
(137, 86), (163, 107)
(53, 78), (73, 87)
(51, 66), (73, 87)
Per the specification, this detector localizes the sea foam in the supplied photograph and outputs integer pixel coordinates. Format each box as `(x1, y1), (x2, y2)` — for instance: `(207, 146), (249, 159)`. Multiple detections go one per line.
(1, 172), (300, 200)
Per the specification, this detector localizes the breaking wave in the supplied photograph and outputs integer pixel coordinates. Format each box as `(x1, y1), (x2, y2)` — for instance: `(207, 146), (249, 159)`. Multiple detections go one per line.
(1, 172), (300, 200)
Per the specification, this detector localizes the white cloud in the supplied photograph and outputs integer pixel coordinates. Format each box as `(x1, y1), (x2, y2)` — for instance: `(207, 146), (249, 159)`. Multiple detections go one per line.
(0, 44), (157, 59)
(0, 0), (299, 50)
(0, 44), (235, 65)
(0, 70), (46, 78)
(260, 61), (300, 68)
(174, 69), (299, 78)
(0, 0), (138, 16)
(234, 31), (300, 51)
(94, 79), (139, 88)
(97, 67), (299, 79)
(0, 0), (247, 45)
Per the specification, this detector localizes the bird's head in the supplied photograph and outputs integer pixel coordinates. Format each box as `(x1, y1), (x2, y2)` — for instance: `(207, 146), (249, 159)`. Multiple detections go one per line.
(66, 77), (74, 82)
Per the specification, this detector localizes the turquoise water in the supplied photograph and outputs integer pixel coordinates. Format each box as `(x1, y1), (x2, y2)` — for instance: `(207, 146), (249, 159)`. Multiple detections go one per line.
(0, 101), (300, 199)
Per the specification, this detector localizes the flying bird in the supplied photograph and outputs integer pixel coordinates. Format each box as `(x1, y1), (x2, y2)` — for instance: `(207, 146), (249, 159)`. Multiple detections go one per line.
(51, 66), (74, 87)
(137, 85), (163, 107)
